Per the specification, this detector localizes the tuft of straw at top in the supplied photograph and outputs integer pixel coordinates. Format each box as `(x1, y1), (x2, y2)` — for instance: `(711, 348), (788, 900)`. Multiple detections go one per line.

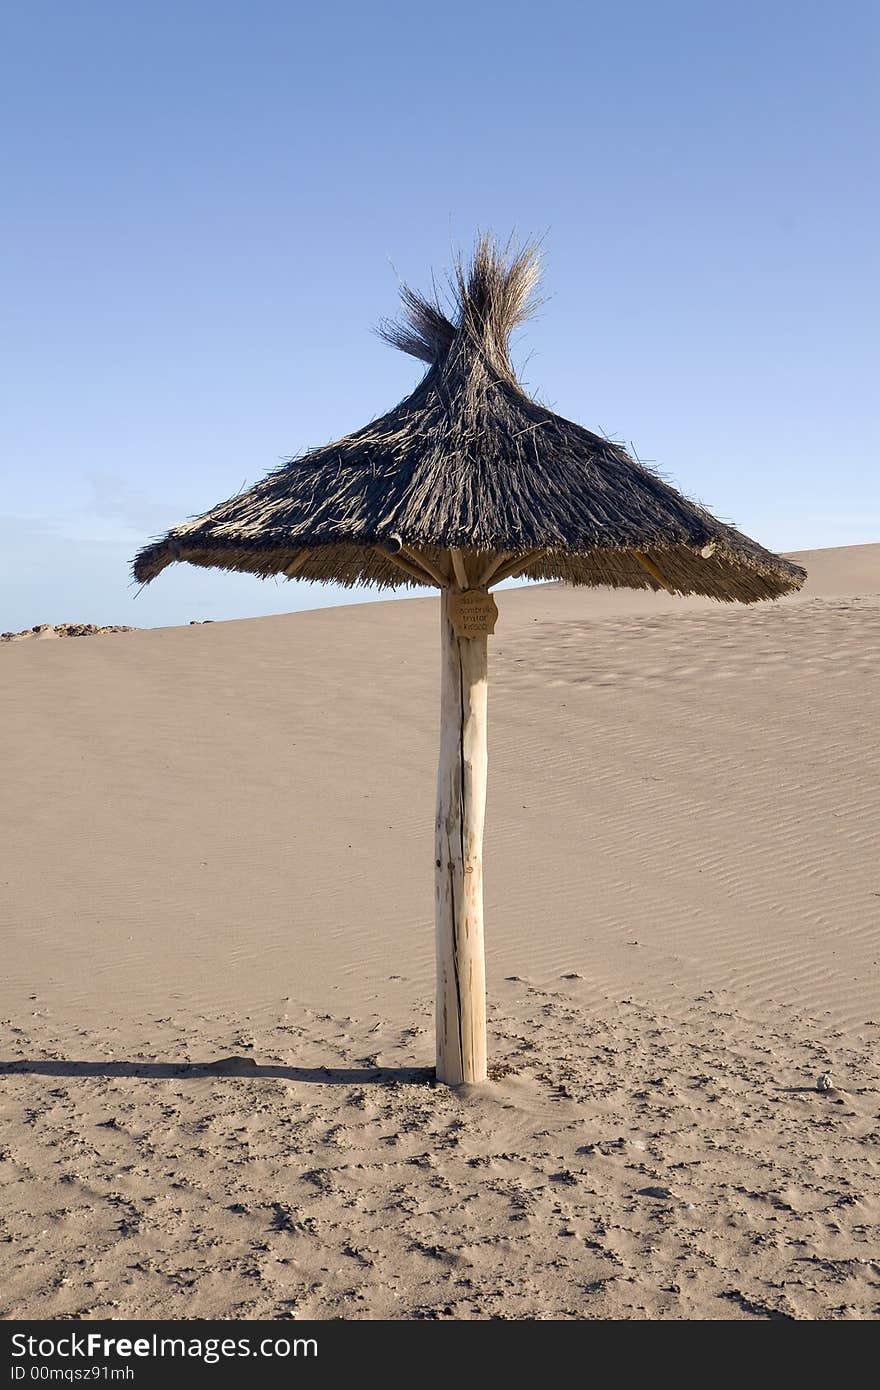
(378, 234), (543, 373)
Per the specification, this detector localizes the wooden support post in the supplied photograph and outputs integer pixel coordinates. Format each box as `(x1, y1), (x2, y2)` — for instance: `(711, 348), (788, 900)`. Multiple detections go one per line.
(380, 547), (437, 587)
(283, 551), (311, 578)
(434, 587), (488, 1085)
(449, 548), (470, 591)
(632, 550), (675, 593)
(398, 544), (450, 589)
(485, 549), (546, 588)
(477, 551), (513, 587)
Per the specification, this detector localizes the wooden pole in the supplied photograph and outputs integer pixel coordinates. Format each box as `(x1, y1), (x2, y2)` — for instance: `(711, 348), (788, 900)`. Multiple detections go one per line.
(449, 547), (470, 591)
(485, 549), (547, 588)
(434, 586), (488, 1085)
(380, 547), (437, 587)
(282, 551), (311, 578)
(632, 550), (675, 594)
(398, 544), (450, 588)
(477, 551), (512, 587)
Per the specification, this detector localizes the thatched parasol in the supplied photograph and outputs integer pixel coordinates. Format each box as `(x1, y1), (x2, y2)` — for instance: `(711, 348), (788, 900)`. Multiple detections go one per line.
(134, 235), (806, 1085)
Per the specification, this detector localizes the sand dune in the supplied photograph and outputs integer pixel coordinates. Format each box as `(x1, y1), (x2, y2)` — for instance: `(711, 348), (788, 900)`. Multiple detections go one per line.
(1, 543), (878, 1319)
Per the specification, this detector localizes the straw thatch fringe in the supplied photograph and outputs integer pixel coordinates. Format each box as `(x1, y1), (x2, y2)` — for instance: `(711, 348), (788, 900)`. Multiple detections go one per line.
(132, 540), (798, 605)
(133, 236), (805, 604)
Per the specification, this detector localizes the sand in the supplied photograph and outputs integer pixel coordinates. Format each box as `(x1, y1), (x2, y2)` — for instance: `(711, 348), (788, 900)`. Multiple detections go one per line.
(1, 542), (878, 1320)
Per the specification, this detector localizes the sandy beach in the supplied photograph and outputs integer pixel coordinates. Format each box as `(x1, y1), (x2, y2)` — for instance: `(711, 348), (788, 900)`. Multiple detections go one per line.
(1, 542), (878, 1320)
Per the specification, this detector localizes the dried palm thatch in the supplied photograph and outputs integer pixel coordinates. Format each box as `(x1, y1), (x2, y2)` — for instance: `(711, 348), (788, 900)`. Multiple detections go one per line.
(133, 236), (804, 601)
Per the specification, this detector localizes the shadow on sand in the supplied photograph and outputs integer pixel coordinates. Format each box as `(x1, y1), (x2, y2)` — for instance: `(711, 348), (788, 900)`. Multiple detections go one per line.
(0, 1056), (435, 1086)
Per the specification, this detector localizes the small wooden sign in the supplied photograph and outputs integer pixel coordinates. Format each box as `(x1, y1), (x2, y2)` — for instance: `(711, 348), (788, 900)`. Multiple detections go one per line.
(449, 589), (498, 638)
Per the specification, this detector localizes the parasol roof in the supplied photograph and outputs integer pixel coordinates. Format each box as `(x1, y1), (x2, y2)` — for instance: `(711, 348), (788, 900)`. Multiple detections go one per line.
(133, 237), (805, 603)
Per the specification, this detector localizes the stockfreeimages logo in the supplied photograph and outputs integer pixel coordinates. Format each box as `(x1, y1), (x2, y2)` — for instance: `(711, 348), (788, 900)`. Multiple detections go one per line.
(11, 1333), (317, 1367)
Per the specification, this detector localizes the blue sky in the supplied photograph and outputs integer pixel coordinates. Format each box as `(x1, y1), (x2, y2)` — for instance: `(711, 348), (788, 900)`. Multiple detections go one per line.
(1, 0), (876, 630)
